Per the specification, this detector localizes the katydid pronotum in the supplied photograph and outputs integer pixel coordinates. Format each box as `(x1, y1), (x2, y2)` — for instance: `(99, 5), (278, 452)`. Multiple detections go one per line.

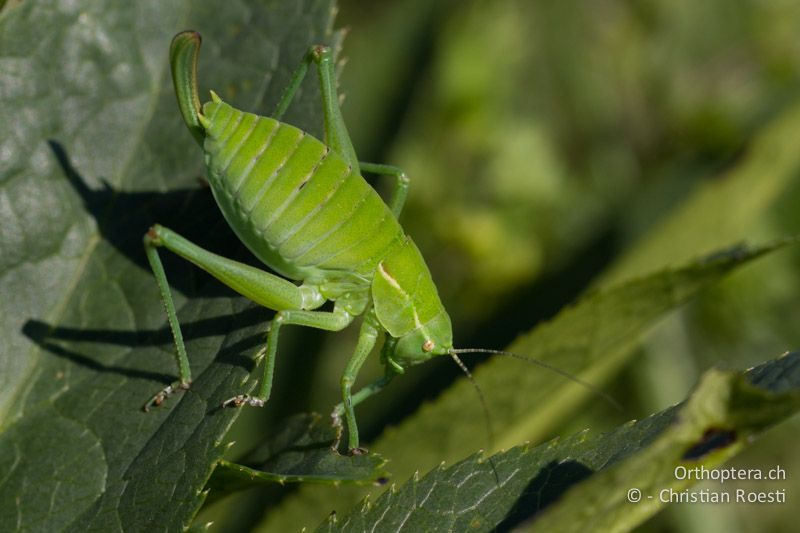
(144, 31), (609, 454)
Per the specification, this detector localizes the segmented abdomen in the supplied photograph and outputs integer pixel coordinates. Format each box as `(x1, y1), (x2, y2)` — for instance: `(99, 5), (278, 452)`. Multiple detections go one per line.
(202, 100), (403, 280)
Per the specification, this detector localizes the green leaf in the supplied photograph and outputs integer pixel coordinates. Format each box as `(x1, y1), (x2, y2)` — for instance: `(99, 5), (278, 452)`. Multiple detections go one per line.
(0, 1), (341, 530)
(256, 240), (792, 531)
(318, 351), (800, 532)
(207, 413), (389, 492)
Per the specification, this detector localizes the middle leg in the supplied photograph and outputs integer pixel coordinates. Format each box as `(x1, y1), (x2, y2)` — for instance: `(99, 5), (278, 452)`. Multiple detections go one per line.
(224, 305), (354, 407)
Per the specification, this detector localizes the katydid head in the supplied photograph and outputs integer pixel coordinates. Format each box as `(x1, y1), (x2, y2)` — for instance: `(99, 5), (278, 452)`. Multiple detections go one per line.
(389, 312), (454, 368)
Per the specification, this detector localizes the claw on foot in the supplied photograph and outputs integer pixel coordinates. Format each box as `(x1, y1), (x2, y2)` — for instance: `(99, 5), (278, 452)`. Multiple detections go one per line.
(330, 409), (345, 453)
(348, 447), (368, 456)
(222, 394), (265, 408)
(143, 381), (191, 412)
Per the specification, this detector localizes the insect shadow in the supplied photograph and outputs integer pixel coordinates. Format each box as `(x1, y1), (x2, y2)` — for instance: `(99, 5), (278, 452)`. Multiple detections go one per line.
(46, 139), (252, 296)
(22, 141), (293, 381)
(22, 311), (266, 381)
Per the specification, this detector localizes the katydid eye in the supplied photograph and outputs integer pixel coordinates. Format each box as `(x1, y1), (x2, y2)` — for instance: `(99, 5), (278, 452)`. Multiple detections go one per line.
(422, 340), (435, 352)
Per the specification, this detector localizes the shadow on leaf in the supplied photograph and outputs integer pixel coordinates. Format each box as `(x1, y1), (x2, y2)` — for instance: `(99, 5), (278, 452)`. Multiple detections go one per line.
(21, 141), (282, 384)
(496, 459), (594, 532)
(47, 139), (258, 296)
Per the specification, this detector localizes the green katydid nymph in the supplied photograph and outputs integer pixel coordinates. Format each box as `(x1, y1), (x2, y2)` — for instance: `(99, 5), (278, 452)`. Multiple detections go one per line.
(144, 31), (610, 454)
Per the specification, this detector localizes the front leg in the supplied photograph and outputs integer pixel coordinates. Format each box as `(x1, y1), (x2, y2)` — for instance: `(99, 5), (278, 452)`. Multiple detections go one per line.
(335, 316), (381, 454)
(331, 370), (394, 453)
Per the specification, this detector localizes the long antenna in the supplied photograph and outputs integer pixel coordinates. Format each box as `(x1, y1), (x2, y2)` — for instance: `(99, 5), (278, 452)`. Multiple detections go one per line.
(449, 353), (496, 450)
(450, 348), (622, 411)
(449, 352), (500, 483)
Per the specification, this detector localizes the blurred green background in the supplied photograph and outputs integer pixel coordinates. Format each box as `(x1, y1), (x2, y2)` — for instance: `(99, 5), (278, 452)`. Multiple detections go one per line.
(198, 0), (800, 531)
